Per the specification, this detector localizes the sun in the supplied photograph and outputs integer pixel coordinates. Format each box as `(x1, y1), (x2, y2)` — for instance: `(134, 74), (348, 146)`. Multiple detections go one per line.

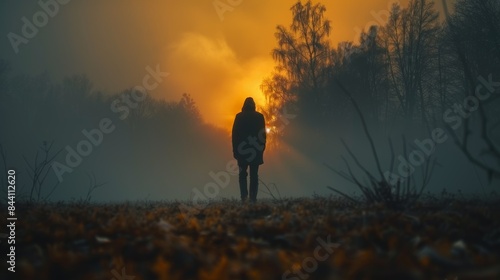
(266, 125), (278, 135)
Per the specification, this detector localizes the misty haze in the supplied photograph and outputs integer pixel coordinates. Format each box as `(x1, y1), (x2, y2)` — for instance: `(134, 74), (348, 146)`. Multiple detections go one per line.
(0, 0), (499, 279)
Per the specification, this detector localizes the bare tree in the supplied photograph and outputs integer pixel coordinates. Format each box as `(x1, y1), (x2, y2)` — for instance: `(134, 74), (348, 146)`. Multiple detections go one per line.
(81, 172), (107, 204)
(327, 80), (435, 210)
(331, 26), (390, 125)
(23, 141), (62, 202)
(442, 0), (500, 182)
(381, 0), (440, 123)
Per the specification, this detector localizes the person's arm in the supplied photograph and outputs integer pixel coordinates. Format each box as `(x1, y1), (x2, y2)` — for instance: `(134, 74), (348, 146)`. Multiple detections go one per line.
(232, 114), (240, 159)
(260, 114), (266, 150)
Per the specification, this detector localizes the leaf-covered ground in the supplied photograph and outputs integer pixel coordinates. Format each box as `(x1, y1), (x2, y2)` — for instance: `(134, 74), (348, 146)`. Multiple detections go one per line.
(2, 195), (500, 280)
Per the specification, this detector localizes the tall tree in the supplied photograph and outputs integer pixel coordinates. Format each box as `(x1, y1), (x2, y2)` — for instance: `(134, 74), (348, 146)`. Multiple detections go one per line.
(262, 0), (332, 125)
(443, 0), (500, 181)
(331, 26), (390, 124)
(450, 0), (500, 78)
(381, 0), (439, 124)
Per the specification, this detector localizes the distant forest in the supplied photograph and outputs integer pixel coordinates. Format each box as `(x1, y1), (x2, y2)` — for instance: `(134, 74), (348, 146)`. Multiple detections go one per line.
(263, 0), (499, 126)
(261, 0), (500, 181)
(0, 64), (230, 201)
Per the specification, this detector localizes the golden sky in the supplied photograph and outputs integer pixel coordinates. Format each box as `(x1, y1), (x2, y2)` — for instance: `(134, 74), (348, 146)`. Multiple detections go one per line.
(2, 0), (437, 130)
(157, 0), (405, 129)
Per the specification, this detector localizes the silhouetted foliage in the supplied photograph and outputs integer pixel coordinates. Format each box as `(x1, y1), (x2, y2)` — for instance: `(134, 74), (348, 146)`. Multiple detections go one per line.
(264, 0), (499, 187)
(442, 0), (500, 181)
(0, 67), (227, 201)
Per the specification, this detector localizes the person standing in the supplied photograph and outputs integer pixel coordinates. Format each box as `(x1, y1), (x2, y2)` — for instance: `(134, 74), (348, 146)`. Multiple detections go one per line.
(232, 97), (266, 203)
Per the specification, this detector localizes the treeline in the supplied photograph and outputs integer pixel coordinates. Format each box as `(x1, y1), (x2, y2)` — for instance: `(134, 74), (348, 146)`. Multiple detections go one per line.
(262, 0), (500, 179)
(0, 61), (229, 201)
(263, 0), (499, 130)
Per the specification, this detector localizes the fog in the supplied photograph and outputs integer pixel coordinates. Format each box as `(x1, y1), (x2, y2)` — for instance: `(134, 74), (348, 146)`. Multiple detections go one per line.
(0, 0), (498, 203)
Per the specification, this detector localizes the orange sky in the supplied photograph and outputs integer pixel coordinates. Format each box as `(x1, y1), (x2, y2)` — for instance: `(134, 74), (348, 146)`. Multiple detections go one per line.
(157, 0), (406, 130)
(2, 0), (448, 130)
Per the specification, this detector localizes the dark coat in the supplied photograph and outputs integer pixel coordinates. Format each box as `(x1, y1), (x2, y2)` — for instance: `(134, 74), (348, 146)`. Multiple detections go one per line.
(232, 99), (266, 165)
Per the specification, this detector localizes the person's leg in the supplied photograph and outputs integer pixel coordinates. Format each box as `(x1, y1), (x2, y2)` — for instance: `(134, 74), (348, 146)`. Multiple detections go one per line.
(238, 162), (249, 201)
(249, 164), (259, 202)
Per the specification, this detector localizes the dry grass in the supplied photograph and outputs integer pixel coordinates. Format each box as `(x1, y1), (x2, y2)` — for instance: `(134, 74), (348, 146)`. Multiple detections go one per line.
(2, 195), (500, 279)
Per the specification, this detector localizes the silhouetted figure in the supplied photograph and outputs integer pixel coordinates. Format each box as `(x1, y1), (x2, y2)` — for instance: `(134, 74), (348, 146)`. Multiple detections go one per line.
(232, 97), (266, 203)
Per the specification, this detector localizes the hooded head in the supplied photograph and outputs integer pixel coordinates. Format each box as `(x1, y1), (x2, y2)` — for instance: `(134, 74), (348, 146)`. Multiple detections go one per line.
(242, 97), (256, 112)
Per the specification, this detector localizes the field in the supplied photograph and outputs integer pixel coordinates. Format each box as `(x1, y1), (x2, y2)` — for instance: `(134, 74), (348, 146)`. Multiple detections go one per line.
(2, 195), (500, 280)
